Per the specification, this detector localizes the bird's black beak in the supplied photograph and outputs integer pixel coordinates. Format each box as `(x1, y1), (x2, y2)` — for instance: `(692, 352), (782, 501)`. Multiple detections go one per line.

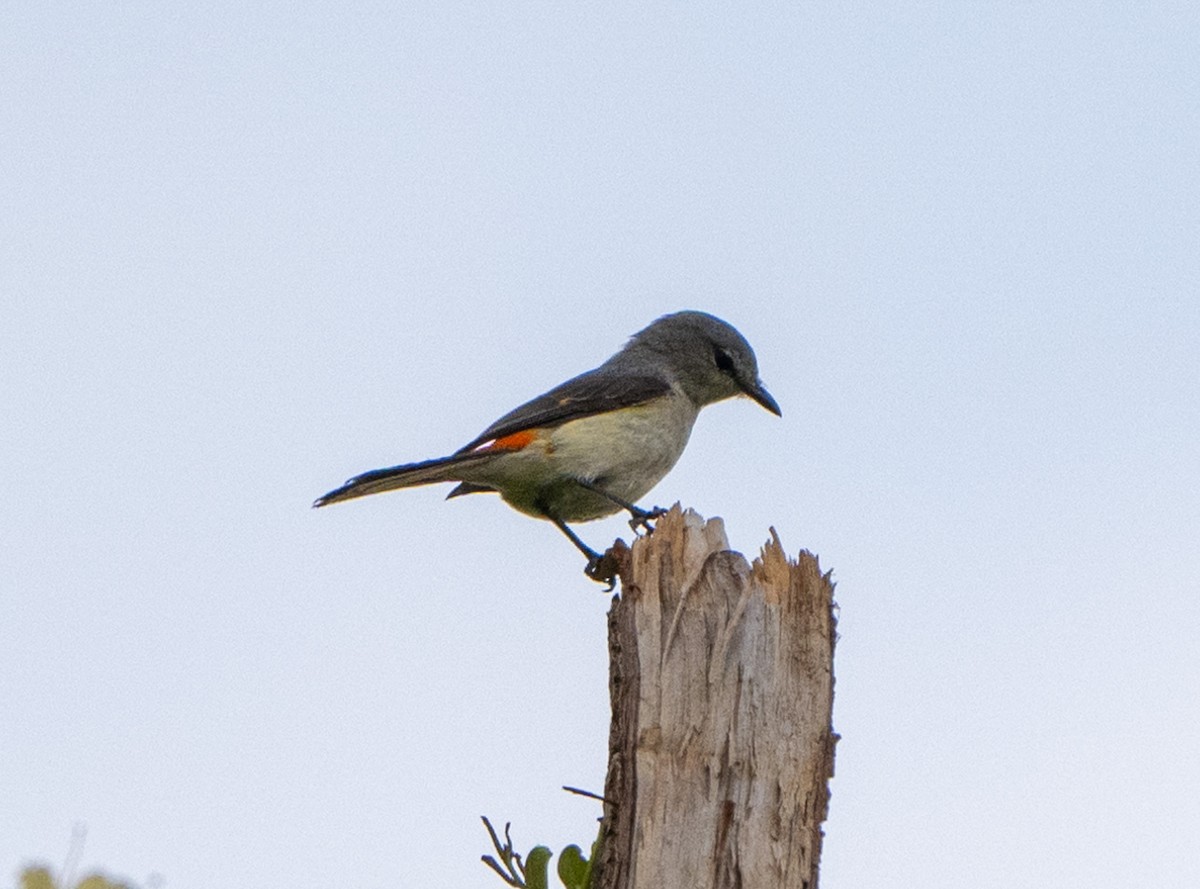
(744, 380), (782, 416)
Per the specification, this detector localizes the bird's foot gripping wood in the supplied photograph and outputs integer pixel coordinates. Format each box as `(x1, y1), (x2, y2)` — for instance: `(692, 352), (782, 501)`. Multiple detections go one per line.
(584, 539), (630, 591)
(585, 550), (621, 591)
(547, 510), (626, 590)
(627, 504), (668, 535)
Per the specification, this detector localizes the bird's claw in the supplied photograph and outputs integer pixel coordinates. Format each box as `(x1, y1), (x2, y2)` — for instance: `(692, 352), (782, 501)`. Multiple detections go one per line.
(627, 505), (668, 535)
(585, 552), (620, 591)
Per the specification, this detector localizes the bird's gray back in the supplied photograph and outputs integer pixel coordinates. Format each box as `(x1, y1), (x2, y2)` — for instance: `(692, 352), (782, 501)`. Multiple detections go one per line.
(455, 366), (674, 454)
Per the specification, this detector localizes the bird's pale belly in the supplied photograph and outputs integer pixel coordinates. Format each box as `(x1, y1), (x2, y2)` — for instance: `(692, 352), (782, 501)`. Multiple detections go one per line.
(464, 395), (699, 522)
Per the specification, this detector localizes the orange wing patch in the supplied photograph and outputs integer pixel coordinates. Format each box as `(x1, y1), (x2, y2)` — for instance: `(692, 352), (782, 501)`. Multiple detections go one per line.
(482, 429), (539, 451)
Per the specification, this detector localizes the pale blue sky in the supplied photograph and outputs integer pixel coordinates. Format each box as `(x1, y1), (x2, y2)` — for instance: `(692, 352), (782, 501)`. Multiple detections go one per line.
(3, 3), (1198, 887)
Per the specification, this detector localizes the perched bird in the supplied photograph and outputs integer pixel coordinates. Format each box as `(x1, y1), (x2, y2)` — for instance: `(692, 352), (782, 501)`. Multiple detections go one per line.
(314, 310), (780, 583)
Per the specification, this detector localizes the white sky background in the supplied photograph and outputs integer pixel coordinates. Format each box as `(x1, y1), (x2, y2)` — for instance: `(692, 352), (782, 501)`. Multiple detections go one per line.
(3, 2), (1198, 887)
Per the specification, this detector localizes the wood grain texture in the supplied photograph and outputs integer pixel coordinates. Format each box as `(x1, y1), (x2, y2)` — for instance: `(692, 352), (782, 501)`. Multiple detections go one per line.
(596, 506), (837, 889)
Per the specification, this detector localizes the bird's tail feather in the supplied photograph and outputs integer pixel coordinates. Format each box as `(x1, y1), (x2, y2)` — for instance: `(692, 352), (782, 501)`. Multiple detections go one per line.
(313, 451), (496, 507)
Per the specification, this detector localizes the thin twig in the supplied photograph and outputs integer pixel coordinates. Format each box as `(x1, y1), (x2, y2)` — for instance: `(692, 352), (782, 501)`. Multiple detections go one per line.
(481, 816), (526, 887)
(562, 785), (611, 804)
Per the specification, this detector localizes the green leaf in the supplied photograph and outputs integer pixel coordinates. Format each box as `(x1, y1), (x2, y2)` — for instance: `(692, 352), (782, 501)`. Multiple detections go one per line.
(525, 846), (553, 889)
(76, 877), (131, 889)
(556, 844), (591, 889)
(588, 823), (604, 867)
(20, 867), (57, 889)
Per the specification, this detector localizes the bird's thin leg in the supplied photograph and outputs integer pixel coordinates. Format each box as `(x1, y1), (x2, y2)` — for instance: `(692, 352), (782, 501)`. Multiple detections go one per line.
(572, 479), (667, 534)
(549, 514), (601, 562)
(542, 509), (619, 589)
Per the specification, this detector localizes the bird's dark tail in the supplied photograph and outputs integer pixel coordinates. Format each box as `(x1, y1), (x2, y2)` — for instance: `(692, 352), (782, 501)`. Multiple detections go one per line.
(313, 451), (496, 507)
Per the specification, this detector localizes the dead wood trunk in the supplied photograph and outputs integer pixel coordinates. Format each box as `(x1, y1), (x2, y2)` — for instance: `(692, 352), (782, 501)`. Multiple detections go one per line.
(594, 506), (837, 889)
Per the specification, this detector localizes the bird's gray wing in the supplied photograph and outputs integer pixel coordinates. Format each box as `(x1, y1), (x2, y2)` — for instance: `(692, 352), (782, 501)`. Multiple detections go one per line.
(453, 370), (674, 454)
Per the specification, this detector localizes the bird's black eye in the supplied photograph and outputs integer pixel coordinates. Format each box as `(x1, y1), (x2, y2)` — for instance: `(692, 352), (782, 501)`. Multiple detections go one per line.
(714, 347), (735, 374)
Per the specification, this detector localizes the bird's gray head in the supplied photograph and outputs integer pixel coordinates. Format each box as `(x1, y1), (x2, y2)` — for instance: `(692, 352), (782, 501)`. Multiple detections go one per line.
(615, 310), (781, 415)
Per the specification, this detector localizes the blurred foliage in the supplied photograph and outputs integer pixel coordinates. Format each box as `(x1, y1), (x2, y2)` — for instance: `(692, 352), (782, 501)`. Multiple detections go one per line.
(19, 867), (55, 889)
(19, 865), (133, 889)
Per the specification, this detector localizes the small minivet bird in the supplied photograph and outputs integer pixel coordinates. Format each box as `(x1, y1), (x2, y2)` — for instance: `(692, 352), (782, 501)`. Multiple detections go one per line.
(314, 310), (780, 583)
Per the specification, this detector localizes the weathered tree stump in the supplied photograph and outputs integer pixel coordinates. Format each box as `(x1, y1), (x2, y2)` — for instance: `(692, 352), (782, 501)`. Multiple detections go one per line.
(594, 506), (837, 889)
